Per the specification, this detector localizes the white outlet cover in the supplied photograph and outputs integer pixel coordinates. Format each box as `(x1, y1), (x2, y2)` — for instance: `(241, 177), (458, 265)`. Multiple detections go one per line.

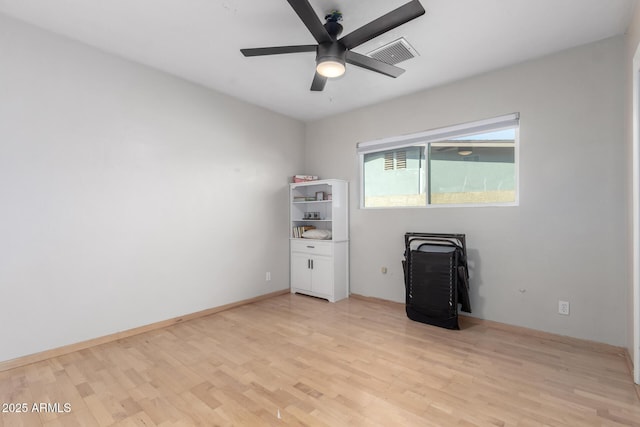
(558, 300), (570, 315)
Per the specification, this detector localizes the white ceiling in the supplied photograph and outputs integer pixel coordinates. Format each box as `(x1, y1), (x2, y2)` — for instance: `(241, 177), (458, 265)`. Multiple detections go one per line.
(0, 0), (636, 121)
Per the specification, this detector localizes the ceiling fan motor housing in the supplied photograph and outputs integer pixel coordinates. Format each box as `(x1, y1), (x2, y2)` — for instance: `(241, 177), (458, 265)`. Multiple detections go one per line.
(324, 21), (343, 39)
(317, 20), (345, 69)
(316, 42), (346, 66)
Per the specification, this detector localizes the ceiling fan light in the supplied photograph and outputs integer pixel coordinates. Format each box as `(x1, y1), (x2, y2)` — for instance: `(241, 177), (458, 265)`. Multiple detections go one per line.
(316, 60), (345, 78)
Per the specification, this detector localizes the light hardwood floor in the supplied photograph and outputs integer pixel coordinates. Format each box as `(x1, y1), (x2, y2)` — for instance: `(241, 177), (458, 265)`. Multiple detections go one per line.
(1, 293), (639, 426)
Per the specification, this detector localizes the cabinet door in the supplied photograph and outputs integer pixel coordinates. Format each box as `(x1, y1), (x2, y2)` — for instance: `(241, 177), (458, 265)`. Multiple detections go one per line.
(291, 252), (312, 291)
(310, 256), (333, 296)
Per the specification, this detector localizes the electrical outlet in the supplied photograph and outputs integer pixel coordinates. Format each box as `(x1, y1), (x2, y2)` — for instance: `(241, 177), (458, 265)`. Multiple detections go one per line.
(558, 300), (570, 316)
(266, 272), (271, 281)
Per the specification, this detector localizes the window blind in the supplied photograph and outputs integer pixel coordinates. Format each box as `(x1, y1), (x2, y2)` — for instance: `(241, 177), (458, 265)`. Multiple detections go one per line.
(356, 113), (519, 155)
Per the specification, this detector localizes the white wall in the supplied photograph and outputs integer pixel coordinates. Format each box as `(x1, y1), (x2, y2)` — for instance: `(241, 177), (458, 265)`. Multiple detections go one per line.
(305, 37), (627, 346)
(0, 14), (305, 363)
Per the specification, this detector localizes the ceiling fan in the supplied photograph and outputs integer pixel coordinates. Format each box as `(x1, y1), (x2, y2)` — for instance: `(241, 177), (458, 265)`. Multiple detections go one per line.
(240, 0), (425, 91)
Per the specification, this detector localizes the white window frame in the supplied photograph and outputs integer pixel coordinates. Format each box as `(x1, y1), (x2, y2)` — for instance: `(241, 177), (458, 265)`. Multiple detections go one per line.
(357, 113), (520, 209)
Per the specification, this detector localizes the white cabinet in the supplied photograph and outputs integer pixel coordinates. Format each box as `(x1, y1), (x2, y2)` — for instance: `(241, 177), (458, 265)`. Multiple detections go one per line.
(291, 251), (332, 296)
(289, 179), (349, 302)
(290, 240), (348, 302)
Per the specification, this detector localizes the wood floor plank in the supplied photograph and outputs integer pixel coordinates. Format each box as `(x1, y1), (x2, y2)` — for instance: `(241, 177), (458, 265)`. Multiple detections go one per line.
(1, 293), (639, 426)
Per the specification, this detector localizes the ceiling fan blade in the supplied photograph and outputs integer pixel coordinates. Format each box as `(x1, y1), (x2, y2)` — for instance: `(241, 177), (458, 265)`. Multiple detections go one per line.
(287, 0), (332, 44)
(339, 0), (425, 49)
(241, 45), (317, 57)
(310, 72), (327, 91)
(345, 51), (405, 78)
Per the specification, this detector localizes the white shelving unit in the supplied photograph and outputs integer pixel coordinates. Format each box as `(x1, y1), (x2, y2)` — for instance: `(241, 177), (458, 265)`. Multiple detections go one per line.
(289, 179), (349, 302)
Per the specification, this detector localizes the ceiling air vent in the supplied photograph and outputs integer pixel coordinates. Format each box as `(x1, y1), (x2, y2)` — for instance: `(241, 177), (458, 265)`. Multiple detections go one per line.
(366, 37), (418, 66)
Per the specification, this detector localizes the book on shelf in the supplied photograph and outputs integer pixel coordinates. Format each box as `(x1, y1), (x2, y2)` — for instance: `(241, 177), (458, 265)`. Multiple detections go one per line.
(292, 225), (316, 238)
(292, 175), (319, 183)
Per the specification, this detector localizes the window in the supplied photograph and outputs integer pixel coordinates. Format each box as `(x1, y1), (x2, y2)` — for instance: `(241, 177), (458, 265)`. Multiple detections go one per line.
(358, 114), (519, 208)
